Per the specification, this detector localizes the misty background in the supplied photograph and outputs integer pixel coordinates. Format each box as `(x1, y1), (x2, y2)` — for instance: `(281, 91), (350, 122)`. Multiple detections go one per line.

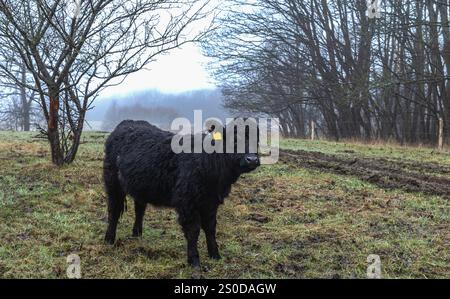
(85, 89), (231, 132)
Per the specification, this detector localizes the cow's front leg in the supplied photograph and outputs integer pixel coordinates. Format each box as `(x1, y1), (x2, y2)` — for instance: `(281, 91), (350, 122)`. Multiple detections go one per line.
(178, 207), (201, 267)
(132, 200), (146, 237)
(200, 205), (221, 260)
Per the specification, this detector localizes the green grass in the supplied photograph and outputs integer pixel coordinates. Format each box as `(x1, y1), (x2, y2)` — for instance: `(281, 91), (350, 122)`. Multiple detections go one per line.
(0, 132), (448, 278)
(281, 138), (450, 165)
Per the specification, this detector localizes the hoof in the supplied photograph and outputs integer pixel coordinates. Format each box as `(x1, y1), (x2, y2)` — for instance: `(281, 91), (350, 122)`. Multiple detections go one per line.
(188, 258), (201, 268)
(132, 229), (142, 238)
(209, 253), (221, 260)
(104, 235), (115, 245)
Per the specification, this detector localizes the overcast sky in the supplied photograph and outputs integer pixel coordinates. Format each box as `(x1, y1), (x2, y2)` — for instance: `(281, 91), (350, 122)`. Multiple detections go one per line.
(98, 43), (216, 99)
(96, 0), (222, 99)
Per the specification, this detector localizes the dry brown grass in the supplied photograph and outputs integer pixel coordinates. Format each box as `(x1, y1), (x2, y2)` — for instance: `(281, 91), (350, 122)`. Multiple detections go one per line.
(0, 132), (448, 278)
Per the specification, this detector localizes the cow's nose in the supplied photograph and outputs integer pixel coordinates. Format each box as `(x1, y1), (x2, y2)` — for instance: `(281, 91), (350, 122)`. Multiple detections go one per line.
(245, 155), (259, 164)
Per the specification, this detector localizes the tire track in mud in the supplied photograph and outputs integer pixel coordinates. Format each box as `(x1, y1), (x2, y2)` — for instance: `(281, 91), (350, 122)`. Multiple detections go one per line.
(360, 156), (450, 175)
(280, 149), (450, 198)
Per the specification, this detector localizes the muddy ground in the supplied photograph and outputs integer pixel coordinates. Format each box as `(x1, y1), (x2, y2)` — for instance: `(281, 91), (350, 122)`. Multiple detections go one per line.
(280, 149), (450, 198)
(1, 132), (449, 278)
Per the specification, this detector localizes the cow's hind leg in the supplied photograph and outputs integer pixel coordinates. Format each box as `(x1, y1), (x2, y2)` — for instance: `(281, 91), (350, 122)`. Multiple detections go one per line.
(132, 201), (146, 237)
(104, 166), (126, 245)
(200, 205), (221, 260)
(177, 206), (201, 267)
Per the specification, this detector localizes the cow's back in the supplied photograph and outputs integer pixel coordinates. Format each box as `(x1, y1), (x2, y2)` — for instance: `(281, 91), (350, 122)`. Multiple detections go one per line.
(105, 120), (167, 164)
(104, 120), (177, 205)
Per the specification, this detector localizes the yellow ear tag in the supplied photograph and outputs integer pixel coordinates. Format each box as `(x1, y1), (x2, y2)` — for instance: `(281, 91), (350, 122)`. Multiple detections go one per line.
(212, 131), (222, 141)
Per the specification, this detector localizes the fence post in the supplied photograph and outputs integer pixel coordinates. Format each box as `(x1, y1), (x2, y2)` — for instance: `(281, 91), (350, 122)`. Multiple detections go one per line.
(438, 117), (444, 151)
(311, 120), (315, 141)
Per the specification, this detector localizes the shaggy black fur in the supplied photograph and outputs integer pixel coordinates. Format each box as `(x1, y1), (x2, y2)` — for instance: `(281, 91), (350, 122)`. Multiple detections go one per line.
(103, 119), (260, 267)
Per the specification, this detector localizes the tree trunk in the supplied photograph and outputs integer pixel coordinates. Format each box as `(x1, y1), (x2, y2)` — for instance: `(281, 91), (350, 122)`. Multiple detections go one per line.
(48, 91), (64, 166)
(20, 64), (31, 131)
(64, 113), (86, 164)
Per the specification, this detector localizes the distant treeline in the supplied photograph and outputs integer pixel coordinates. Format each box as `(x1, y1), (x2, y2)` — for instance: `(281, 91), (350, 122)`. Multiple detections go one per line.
(98, 89), (231, 131)
(204, 0), (450, 144)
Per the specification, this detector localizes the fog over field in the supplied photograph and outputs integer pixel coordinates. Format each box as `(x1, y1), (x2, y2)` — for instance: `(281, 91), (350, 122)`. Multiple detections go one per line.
(85, 89), (231, 131)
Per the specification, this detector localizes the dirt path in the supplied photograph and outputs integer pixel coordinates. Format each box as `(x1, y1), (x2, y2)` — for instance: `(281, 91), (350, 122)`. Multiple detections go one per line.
(280, 149), (450, 198)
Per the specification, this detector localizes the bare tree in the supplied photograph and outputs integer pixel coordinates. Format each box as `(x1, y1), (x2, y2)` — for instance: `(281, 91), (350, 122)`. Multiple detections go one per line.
(0, 0), (213, 164)
(204, 0), (450, 144)
(0, 59), (37, 131)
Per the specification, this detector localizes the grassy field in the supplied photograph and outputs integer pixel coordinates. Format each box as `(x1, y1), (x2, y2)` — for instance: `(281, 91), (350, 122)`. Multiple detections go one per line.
(0, 131), (449, 278)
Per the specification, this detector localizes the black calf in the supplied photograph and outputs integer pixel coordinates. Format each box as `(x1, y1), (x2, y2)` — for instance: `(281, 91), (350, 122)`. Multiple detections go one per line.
(103, 120), (259, 266)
